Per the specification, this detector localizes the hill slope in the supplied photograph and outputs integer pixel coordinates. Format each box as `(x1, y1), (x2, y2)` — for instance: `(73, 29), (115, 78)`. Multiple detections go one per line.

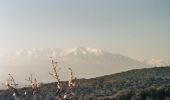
(0, 66), (170, 100)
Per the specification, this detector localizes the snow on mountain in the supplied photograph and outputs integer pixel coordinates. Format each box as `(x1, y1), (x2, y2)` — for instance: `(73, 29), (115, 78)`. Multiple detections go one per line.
(58, 47), (103, 56)
(143, 58), (170, 67)
(0, 47), (149, 84)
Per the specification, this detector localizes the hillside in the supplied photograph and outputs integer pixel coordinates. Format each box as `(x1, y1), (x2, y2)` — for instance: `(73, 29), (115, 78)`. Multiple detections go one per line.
(0, 66), (170, 100)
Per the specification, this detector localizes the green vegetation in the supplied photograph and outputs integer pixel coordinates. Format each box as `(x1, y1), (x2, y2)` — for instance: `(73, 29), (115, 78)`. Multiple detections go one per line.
(0, 66), (170, 100)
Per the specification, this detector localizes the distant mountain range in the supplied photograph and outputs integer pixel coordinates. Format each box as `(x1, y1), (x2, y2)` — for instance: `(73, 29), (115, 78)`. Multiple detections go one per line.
(142, 58), (170, 67)
(0, 47), (150, 83)
(1, 47), (169, 86)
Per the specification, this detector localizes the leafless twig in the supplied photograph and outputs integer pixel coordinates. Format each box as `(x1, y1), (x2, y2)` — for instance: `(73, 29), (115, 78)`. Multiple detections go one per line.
(6, 74), (22, 100)
(25, 74), (40, 100)
(64, 68), (77, 99)
(49, 57), (62, 100)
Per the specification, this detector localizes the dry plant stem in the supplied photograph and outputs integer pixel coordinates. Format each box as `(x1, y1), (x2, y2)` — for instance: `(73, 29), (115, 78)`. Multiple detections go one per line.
(64, 68), (77, 99)
(25, 74), (39, 100)
(49, 57), (62, 100)
(68, 68), (74, 88)
(7, 74), (22, 100)
(69, 68), (77, 92)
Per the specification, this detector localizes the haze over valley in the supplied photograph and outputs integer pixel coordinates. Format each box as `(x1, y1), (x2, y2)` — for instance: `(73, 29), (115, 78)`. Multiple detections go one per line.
(0, 47), (154, 84)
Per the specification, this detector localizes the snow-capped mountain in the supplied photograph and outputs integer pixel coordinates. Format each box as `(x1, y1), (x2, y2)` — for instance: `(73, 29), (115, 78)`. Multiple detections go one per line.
(143, 58), (170, 67)
(0, 47), (149, 84)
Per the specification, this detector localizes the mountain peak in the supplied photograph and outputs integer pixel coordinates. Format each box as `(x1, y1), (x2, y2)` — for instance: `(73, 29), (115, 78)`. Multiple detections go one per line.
(143, 58), (170, 67)
(61, 47), (104, 56)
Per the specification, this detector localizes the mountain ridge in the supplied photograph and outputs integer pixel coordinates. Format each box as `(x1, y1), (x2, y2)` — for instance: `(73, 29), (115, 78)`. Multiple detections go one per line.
(0, 47), (149, 84)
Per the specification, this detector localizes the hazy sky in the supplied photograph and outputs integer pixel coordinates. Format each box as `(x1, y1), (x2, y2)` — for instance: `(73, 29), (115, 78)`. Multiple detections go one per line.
(0, 0), (170, 60)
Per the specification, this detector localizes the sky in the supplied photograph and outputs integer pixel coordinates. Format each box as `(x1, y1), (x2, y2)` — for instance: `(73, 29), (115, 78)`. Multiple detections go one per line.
(0, 0), (170, 60)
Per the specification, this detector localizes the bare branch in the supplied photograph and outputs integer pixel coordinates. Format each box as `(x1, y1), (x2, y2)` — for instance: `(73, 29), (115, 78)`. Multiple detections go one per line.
(64, 68), (77, 99)
(25, 74), (40, 100)
(68, 68), (77, 87)
(6, 74), (22, 100)
(49, 57), (62, 99)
